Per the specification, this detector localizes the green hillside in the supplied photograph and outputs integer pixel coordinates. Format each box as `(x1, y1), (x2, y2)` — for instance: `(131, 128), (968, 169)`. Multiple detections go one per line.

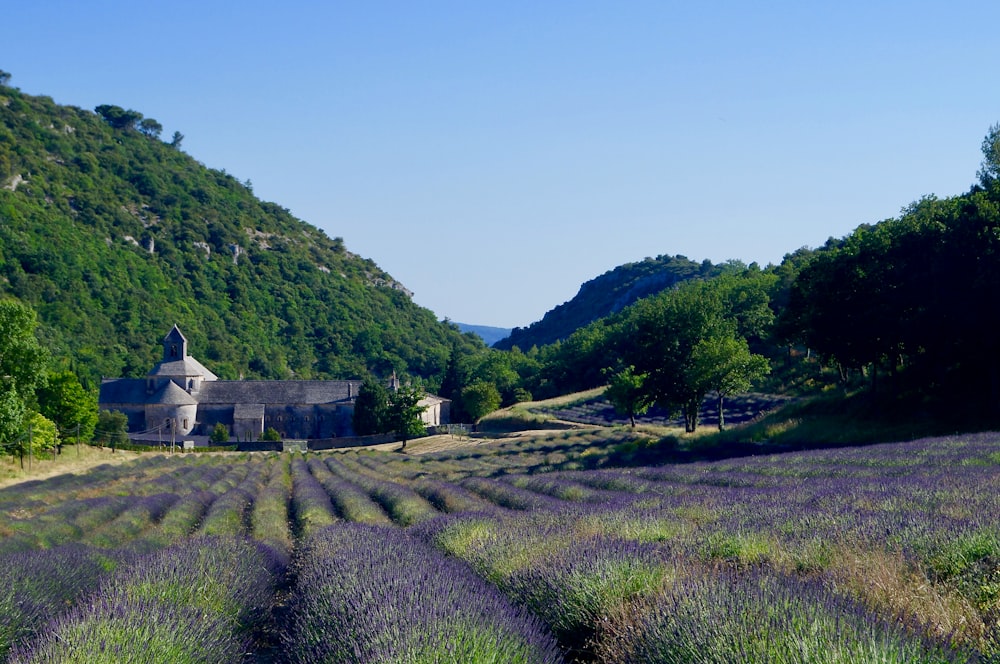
(495, 254), (721, 350)
(0, 79), (481, 388)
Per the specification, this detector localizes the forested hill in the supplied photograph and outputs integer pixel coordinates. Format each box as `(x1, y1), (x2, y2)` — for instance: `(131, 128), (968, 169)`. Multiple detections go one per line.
(0, 80), (482, 389)
(494, 255), (722, 350)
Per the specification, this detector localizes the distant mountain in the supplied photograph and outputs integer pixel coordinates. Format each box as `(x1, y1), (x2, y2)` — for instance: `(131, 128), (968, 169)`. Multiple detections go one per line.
(455, 323), (513, 347)
(494, 255), (721, 350)
(0, 80), (482, 388)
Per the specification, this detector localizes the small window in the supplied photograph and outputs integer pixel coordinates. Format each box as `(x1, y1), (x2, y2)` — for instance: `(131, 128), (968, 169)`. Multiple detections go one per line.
(183, 418), (189, 429)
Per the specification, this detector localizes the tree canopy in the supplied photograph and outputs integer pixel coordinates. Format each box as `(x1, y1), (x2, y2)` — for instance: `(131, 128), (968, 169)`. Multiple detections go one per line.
(0, 299), (48, 451)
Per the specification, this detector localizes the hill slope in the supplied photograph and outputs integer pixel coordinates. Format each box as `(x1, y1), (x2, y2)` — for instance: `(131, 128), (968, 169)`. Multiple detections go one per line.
(0, 83), (481, 387)
(495, 254), (721, 349)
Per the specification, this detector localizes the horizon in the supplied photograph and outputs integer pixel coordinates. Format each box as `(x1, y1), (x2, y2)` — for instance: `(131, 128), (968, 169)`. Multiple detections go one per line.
(5, 2), (1000, 328)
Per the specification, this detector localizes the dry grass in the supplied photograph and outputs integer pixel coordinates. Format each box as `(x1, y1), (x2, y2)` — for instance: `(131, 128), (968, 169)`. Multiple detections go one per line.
(828, 547), (986, 647)
(0, 444), (144, 489)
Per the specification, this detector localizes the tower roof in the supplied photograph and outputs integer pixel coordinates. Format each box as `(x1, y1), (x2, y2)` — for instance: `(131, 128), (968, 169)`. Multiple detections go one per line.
(149, 380), (198, 405)
(163, 324), (187, 345)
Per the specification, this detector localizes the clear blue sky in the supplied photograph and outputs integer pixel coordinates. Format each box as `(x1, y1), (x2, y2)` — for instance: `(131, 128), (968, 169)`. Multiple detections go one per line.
(5, 1), (1000, 328)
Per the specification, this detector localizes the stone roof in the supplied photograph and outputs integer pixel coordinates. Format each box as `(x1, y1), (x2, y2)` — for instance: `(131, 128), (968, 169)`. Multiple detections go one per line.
(100, 379), (359, 407)
(99, 378), (149, 405)
(148, 357), (218, 381)
(197, 381), (357, 405)
(164, 324), (186, 345)
(151, 380), (198, 405)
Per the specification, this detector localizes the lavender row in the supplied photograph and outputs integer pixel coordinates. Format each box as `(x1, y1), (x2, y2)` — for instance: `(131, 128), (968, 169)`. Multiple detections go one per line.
(0, 545), (119, 660)
(10, 536), (282, 664)
(282, 523), (563, 664)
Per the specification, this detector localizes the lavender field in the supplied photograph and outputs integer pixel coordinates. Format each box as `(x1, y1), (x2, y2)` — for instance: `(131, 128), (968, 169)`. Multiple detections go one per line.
(0, 430), (997, 663)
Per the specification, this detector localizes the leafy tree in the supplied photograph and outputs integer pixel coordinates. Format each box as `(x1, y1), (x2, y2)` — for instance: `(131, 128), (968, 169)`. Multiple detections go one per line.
(467, 350), (519, 405)
(261, 427), (281, 442)
(36, 370), (98, 444)
(386, 384), (427, 450)
(460, 380), (501, 424)
(94, 104), (144, 130)
(26, 412), (59, 457)
(138, 118), (163, 139)
(209, 422), (230, 444)
(170, 131), (184, 149)
(95, 410), (128, 449)
(613, 274), (775, 432)
(618, 281), (730, 432)
(0, 300), (48, 454)
(0, 70), (11, 87)
(978, 123), (1000, 186)
(690, 336), (770, 430)
(353, 378), (390, 435)
(603, 365), (651, 428)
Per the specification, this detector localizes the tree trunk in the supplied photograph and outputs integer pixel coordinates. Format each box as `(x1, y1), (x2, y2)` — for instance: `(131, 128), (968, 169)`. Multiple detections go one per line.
(717, 393), (725, 431)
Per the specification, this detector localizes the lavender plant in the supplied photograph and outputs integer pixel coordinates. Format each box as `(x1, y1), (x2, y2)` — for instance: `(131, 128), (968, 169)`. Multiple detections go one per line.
(283, 524), (563, 664)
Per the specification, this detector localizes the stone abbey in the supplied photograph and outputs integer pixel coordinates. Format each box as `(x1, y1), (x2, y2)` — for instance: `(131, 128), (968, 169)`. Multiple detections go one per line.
(98, 326), (449, 442)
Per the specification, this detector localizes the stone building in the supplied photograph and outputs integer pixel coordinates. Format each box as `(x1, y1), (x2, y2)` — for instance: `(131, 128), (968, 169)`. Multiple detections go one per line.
(98, 325), (449, 441)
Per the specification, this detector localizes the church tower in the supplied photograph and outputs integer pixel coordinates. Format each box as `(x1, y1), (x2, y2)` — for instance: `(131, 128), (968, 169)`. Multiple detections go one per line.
(163, 325), (188, 361)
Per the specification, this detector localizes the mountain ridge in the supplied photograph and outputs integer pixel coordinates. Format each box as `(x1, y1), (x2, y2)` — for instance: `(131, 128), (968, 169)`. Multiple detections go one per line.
(494, 255), (723, 349)
(0, 81), (482, 389)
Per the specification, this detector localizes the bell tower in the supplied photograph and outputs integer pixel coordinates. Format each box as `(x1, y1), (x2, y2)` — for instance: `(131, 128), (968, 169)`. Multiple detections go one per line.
(163, 324), (188, 361)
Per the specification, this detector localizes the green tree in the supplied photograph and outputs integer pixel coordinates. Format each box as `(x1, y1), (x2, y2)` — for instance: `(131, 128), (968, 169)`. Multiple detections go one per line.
(170, 131), (184, 149)
(978, 123), (1000, 186)
(460, 380), (501, 424)
(603, 365), (651, 428)
(95, 410), (128, 450)
(26, 412), (59, 457)
(0, 70), (11, 87)
(261, 427), (281, 442)
(690, 336), (770, 430)
(36, 370), (98, 445)
(0, 300), (48, 455)
(386, 385), (427, 450)
(353, 378), (390, 435)
(138, 118), (162, 139)
(94, 104), (143, 130)
(209, 422), (230, 444)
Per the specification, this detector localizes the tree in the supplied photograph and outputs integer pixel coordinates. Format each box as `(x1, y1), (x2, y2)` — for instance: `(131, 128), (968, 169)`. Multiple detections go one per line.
(138, 118), (163, 139)
(95, 410), (128, 450)
(386, 385), (427, 450)
(0, 300), (48, 455)
(170, 131), (184, 149)
(978, 123), (1000, 186)
(94, 104), (143, 130)
(261, 427), (281, 442)
(460, 380), (501, 424)
(0, 70), (11, 87)
(618, 281), (729, 432)
(26, 412), (59, 457)
(603, 365), (651, 428)
(36, 370), (98, 446)
(353, 378), (390, 435)
(209, 422), (230, 444)
(690, 336), (770, 430)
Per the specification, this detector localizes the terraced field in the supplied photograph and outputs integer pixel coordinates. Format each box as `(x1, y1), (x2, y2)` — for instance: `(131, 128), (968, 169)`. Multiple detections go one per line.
(1, 428), (997, 662)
